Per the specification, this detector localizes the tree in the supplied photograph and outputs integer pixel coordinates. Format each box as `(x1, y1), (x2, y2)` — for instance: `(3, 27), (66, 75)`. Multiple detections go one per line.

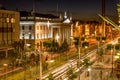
(47, 73), (54, 80)
(107, 44), (113, 50)
(115, 44), (120, 50)
(51, 40), (59, 52)
(82, 58), (92, 78)
(83, 58), (92, 68)
(59, 39), (69, 52)
(66, 66), (77, 80)
(43, 40), (52, 51)
(29, 53), (36, 66)
(12, 40), (25, 58)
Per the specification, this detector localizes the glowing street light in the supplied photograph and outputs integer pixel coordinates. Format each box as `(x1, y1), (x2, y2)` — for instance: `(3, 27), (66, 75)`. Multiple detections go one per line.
(55, 34), (59, 42)
(3, 63), (8, 80)
(88, 67), (91, 80)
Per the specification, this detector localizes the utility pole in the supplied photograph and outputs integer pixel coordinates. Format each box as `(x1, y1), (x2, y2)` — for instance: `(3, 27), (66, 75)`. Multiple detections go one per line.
(39, 49), (42, 80)
(102, 0), (106, 37)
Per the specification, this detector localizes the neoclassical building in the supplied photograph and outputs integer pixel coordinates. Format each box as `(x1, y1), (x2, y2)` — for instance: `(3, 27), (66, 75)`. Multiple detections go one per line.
(20, 11), (72, 50)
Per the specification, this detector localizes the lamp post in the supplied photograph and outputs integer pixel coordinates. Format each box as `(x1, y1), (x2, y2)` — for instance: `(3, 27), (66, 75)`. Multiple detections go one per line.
(22, 32), (31, 80)
(3, 63), (8, 80)
(36, 47), (42, 80)
(39, 50), (42, 80)
(106, 42), (117, 77)
(96, 35), (106, 63)
(35, 49), (42, 80)
(112, 42), (115, 74)
(74, 36), (89, 80)
(88, 67), (91, 80)
(74, 21), (89, 80)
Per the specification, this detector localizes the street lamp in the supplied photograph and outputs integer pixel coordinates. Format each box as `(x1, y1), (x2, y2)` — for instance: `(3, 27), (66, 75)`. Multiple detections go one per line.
(106, 42), (117, 76)
(73, 36), (89, 80)
(96, 35), (106, 63)
(22, 32), (31, 80)
(36, 49), (42, 80)
(3, 63), (8, 80)
(88, 67), (91, 80)
(39, 51), (42, 80)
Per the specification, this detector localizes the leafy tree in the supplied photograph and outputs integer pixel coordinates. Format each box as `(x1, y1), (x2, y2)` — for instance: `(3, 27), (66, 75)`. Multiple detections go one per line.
(107, 44), (113, 50)
(66, 66), (77, 80)
(51, 40), (59, 52)
(7, 49), (18, 58)
(82, 58), (92, 78)
(59, 39), (69, 52)
(47, 73), (54, 80)
(12, 40), (25, 57)
(115, 44), (120, 50)
(43, 40), (52, 51)
(29, 53), (36, 66)
(83, 58), (92, 68)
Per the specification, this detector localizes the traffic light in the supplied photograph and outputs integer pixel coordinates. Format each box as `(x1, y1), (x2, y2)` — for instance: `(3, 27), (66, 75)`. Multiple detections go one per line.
(82, 41), (89, 48)
(73, 37), (79, 46)
(96, 36), (100, 41)
(102, 36), (106, 41)
(115, 44), (120, 50)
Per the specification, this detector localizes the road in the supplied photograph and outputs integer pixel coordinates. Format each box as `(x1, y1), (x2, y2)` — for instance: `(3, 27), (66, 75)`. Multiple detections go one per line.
(42, 48), (98, 80)
(42, 38), (119, 80)
(1, 37), (119, 80)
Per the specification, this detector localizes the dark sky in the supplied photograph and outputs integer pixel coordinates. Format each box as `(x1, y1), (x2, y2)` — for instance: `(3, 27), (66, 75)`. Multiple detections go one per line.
(0, 0), (119, 21)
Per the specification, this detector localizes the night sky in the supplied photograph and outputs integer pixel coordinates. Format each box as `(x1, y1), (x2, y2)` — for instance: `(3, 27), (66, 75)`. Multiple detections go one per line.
(0, 0), (119, 21)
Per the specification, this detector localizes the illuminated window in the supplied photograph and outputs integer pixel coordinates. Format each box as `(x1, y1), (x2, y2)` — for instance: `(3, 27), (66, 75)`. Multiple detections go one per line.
(85, 25), (89, 35)
(42, 33), (44, 39)
(6, 18), (9, 23)
(11, 18), (15, 23)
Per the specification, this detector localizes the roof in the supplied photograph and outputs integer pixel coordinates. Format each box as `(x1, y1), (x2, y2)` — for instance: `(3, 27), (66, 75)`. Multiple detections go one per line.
(20, 11), (59, 19)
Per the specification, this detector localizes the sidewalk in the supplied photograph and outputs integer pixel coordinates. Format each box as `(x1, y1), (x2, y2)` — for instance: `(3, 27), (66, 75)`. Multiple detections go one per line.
(0, 67), (22, 76)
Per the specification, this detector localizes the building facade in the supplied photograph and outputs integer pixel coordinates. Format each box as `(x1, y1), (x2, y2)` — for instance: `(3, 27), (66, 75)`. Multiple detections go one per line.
(0, 9), (20, 57)
(20, 11), (72, 50)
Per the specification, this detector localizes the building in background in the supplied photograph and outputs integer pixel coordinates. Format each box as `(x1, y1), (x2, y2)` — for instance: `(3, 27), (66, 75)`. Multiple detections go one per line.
(0, 9), (20, 57)
(20, 11), (72, 50)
